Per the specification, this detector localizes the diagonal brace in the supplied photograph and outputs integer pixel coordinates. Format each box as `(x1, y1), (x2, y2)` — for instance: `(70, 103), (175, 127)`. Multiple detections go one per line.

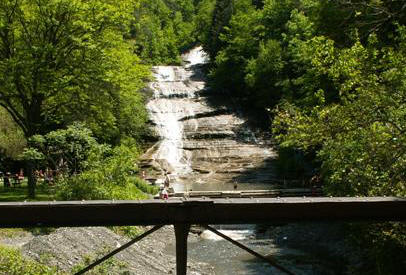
(75, 225), (164, 275)
(204, 225), (295, 275)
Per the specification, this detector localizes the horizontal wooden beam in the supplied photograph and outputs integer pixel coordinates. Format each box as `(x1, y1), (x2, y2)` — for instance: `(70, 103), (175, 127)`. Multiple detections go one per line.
(170, 188), (322, 198)
(0, 197), (405, 228)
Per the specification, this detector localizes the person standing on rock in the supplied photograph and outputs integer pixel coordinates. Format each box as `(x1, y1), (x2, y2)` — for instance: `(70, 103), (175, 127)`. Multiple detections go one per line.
(162, 187), (169, 200)
(164, 171), (171, 189)
(159, 184), (169, 200)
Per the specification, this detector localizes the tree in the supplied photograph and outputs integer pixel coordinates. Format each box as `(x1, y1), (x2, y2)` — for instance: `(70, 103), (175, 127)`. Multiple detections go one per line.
(193, 0), (215, 46)
(0, 0), (149, 197)
(195, 0), (406, 271)
(27, 123), (108, 175)
(206, 0), (234, 59)
(273, 28), (406, 197)
(0, 107), (26, 160)
(131, 0), (199, 64)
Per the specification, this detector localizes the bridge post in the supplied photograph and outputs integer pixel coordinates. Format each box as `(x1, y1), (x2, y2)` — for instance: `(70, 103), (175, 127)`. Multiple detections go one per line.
(174, 223), (191, 275)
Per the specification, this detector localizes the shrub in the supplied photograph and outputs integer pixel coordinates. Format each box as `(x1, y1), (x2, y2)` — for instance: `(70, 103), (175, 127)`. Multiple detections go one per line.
(57, 144), (157, 200)
(0, 245), (62, 275)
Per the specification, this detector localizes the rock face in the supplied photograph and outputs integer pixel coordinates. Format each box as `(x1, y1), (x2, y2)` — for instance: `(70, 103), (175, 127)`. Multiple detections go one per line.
(143, 47), (278, 191)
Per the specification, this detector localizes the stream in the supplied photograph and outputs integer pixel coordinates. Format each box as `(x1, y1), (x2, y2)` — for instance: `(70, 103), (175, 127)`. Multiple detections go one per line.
(142, 47), (349, 274)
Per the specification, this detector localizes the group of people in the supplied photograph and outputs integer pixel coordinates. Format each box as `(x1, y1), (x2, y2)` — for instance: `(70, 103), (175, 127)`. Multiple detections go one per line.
(0, 167), (62, 188)
(1, 169), (24, 188)
(34, 168), (56, 184)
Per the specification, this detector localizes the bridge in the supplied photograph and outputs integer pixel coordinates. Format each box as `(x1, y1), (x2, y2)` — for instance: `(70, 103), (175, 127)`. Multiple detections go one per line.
(1, 197), (406, 274)
(169, 188), (322, 198)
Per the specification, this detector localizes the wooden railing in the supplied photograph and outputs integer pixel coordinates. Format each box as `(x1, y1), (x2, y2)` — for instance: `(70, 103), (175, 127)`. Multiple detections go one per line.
(1, 197), (405, 274)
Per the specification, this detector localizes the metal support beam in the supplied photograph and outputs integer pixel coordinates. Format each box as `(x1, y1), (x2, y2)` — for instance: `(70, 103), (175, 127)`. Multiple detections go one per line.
(204, 225), (295, 275)
(174, 224), (191, 275)
(75, 225), (163, 275)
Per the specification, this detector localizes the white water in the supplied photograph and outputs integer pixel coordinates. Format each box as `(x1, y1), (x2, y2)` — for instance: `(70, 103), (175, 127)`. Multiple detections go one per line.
(146, 47), (277, 192)
(200, 229), (253, 241)
(146, 47), (207, 188)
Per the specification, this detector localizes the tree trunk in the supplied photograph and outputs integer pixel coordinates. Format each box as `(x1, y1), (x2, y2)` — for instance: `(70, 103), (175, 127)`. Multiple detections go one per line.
(27, 160), (36, 199)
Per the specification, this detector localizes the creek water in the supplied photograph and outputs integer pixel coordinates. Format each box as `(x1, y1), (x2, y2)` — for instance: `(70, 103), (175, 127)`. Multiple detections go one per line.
(144, 47), (341, 274)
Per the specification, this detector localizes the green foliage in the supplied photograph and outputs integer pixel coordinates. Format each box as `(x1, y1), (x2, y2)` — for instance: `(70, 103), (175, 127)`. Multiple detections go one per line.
(0, 0), (149, 143)
(0, 180), (56, 202)
(209, 0), (263, 96)
(245, 39), (283, 107)
(274, 27), (406, 197)
(193, 0), (215, 47)
(205, 0), (234, 60)
(21, 124), (157, 200)
(199, 0), (406, 198)
(348, 222), (406, 274)
(131, 0), (201, 64)
(28, 123), (107, 174)
(57, 142), (156, 200)
(197, 1), (406, 271)
(0, 245), (62, 275)
(71, 248), (128, 274)
(0, 107), (26, 159)
(112, 225), (143, 239)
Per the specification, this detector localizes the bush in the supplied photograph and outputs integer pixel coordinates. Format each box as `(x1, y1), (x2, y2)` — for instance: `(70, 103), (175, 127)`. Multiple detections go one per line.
(0, 245), (62, 275)
(57, 144), (157, 200)
(71, 248), (129, 275)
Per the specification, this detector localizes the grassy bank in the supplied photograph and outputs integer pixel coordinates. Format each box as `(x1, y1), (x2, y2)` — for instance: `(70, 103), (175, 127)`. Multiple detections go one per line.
(0, 180), (56, 202)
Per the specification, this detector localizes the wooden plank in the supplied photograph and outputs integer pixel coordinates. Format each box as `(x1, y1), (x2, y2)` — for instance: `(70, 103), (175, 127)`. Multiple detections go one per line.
(171, 188), (321, 199)
(0, 197), (405, 228)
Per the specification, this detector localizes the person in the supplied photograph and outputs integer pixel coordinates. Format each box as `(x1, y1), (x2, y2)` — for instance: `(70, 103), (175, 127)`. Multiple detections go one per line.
(44, 168), (54, 184)
(39, 169), (44, 179)
(310, 174), (321, 196)
(159, 184), (165, 199)
(3, 172), (10, 188)
(164, 172), (170, 188)
(13, 173), (21, 186)
(162, 187), (169, 200)
(18, 169), (24, 181)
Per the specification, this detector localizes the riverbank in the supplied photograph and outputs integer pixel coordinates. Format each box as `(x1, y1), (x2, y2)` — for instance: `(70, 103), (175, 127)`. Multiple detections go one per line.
(0, 226), (214, 274)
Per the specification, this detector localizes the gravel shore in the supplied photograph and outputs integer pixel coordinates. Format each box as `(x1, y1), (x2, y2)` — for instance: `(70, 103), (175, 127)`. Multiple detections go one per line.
(1, 226), (214, 274)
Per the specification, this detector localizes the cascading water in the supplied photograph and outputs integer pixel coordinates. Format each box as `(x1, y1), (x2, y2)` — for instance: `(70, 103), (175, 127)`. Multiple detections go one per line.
(145, 47), (208, 190)
(144, 47), (339, 274)
(145, 47), (278, 192)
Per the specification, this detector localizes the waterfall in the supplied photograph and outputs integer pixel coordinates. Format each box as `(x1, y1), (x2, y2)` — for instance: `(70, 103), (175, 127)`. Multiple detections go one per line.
(146, 47), (207, 191)
(146, 47), (339, 275)
(145, 46), (277, 192)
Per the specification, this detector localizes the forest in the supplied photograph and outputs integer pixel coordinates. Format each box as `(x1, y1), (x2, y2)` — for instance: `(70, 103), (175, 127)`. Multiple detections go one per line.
(0, 0), (405, 274)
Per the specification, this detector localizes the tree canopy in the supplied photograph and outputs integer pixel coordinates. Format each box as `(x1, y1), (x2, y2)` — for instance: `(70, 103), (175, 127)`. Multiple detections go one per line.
(196, 1), (406, 272)
(0, 0), (149, 144)
(130, 0), (203, 64)
(0, 0), (152, 198)
(198, 0), (406, 197)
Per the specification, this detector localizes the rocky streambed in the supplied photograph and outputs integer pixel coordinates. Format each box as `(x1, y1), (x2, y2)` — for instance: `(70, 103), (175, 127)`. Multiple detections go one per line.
(1, 226), (214, 274)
